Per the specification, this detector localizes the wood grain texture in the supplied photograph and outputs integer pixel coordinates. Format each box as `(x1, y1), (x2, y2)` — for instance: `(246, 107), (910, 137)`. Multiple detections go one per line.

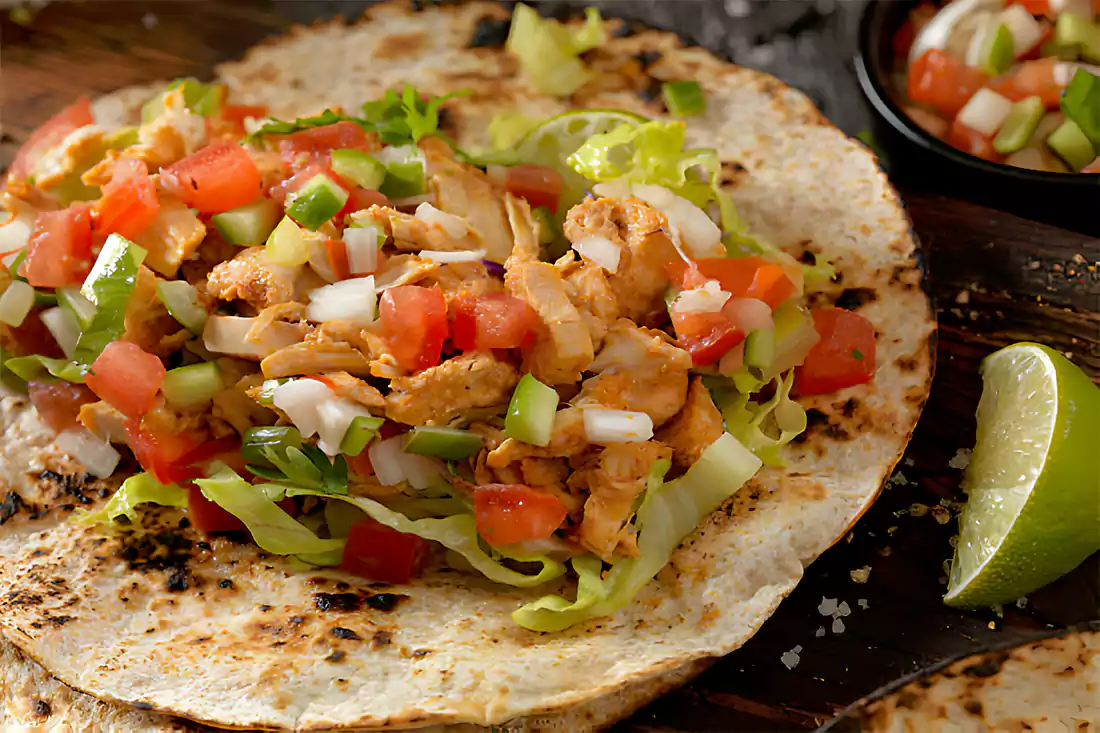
(1, 1), (1097, 730)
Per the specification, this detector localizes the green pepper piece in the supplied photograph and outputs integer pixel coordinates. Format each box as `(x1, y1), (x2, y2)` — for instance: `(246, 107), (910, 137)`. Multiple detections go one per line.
(340, 415), (386, 457)
(213, 199), (280, 246)
(330, 150), (387, 190)
(993, 96), (1046, 154)
(1059, 69), (1100, 146)
(285, 174), (349, 231)
(505, 374), (559, 447)
(744, 329), (776, 369)
(162, 362), (223, 408)
(403, 426), (484, 460)
(662, 81), (707, 118)
(1046, 118), (1095, 171)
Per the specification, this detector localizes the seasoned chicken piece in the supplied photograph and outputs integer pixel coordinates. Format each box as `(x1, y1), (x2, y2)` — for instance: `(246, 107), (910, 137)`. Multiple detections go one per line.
(371, 253), (440, 290)
(357, 326), (405, 380)
(504, 195), (594, 385)
(655, 377), (725, 470)
(261, 326), (372, 379)
(221, 372), (278, 435)
(315, 371), (385, 410)
(129, 89), (206, 168)
(467, 422), (507, 450)
(32, 125), (106, 191)
(571, 441), (673, 560)
(520, 457), (569, 489)
(557, 256), (620, 350)
(385, 352), (518, 426)
(123, 266), (189, 357)
(425, 261), (504, 304)
(136, 198), (207, 278)
(486, 407), (588, 467)
(355, 205), (481, 252)
(78, 401), (128, 443)
(564, 197), (679, 325)
(427, 150), (513, 262)
(573, 319), (692, 427)
(205, 247), (300, 310)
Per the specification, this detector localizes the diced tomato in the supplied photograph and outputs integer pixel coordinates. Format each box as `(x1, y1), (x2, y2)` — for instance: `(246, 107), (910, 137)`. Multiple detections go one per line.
(947, 119), (1004, 163)
(324, 240), (352, 281)
(221, 104), (268, 136)
(20, 205), (95, 288)
(447, 293), (536, 351)
(9, 97), (94, 181)
(1008, 0), (1050, 14)
(341, 517), (429, 584)
(85, 341), (166, 419)
(268, 162), (348, 206)
(671, 310), (746, 366)
(187, 483), (247, 534)
(279, 122), (373, 171)
(339, 187), (390, 218)
(448, 294), (479, 352)
(94, 158), (160, 241)
(124, 418), (200, 484)
(473, 484), (568, 547)
(666, 256), (797, 309)
(908, 50), (989, 118)
(161, 142), (262, 214)
(27, 381), (97, 432)
(176, 436), (246, 475)
(988, 58), (1063, 108)
(1019, 20), (1053, 61)
(893, 3), (938, 59)
(796, 307), (877, 396)
(346, 450), (374, 477)
(379, 285), (449, 372)
(5, 310), (64, 358)
(505, 165), (565, 213)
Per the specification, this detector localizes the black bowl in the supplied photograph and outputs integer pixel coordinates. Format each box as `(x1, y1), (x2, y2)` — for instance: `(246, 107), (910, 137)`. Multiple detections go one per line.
(855, 0), (1099, 236)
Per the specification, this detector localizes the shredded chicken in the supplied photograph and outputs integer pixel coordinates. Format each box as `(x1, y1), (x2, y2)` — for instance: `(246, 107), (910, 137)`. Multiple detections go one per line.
(128, 89), (206, 169)
(572, 319), (692, 427)
(315, 371), (385, 410)
(425, 140), (513, 262)
(32, 125), (107, 191)
(136, 197), (207, 278)
(370, 253), (440, 291)
(261, 326), (372, 379)
(221, 372), (278, 435)
(655, 377), (725, 470)
(504, 195), (594, 385)
(78, 401), (128, 443)
(557, 255), (620, 350)
(123, 266), (189, 357)
(564, 197), (680, 325)
(356, 205), (481, 252)
(205, 247), (300, 310)
(486, 407), (589, 467)
(570, 441), (673, 560)
(385, 351), (518, 426)
(425, 261), (504, 305)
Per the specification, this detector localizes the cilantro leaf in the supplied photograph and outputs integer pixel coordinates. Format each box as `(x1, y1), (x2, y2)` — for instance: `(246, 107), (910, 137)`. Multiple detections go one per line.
(246, 444), (349, 495)
(244, 109), (370, 144)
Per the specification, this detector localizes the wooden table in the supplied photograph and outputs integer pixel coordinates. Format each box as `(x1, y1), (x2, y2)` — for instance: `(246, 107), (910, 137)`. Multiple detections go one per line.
(2, 2), (1097, 729)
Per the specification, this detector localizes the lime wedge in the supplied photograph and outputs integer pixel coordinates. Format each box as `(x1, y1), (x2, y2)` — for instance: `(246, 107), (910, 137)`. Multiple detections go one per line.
(945, 343), (1100, 608)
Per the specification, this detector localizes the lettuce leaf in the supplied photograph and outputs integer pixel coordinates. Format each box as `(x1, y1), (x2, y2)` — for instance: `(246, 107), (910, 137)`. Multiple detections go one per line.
(4, 354), (86, 384)
(244, 109), (369, 144)
(488, 111), (544, 151)
(75, 471), (188, 524)
(513, 434), (763, 631)
(73, 233), (144, 367)
(714, 370), (806, 466)
(507, 4), (606, 96)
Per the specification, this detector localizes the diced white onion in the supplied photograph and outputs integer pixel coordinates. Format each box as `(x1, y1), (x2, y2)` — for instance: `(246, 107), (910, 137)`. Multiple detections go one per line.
(344, 225), (382, 275)
(203, 315), (300, 359)
(718, 341), (746, 375)
(486, 165), (509, 185)
(908, 0), (1004, 65)
(572, 234), (621, 273)
(399, 451), (446, 491)
(40, 307), (80, 358)
(0, 213), (33, 267)
(55, 428), (120, 478)
(307, 238), (338, 284)
(272, 379), (331, 439)
(671, 280), (730, 314)
(582, 408), (655, 444)
(964, 14), (998, 67)
(998, 4), (1045, 57)
(314, 398), (375, 456)
(0, 280), (35, 327)
(956, 88), (1014, 136)
(389, 193), (436, 208)
(374, 145), (424, 167)
(1048, 0), (1091, 18)
(631, 183), (723, 258)
(415, 202), (470, 240)
(243, 117), (278, 136)
(592, 180), (633, 199)
(1054, 62), (1100, 86)
(417, 249), (487, 264)
(368, 435), (407, 486)
(305, 276), (376, 325)
(722, 297), (774, 333)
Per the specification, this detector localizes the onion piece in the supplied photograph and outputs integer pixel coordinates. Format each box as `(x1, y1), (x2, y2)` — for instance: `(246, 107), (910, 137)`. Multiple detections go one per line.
(55, 428), (120, 478)
(998, 4), (1045, 57)
(908, 0), (1004, 66)
(368, 435), (407, 486)
(572, 234), (621, 273)
(344, 225), (383, 275)
(956, 88), (1014, 136)
(0, 280), (35, 327)
(486, 165), (509, 185)
(417, 249), (487, 264)
(582, 408), (654, 444)
(631, 183), (723, 258)
(718, 341), (746, 375)
(314, 398), (374, 456)
(671, 280), (730, 314)
(400, 451), (446, 491)
(1054, 62), (1100, 87)
(305, 276), (376, 325)
(203, 315), (301, 359)
(415, 202), (470, 240)
(722, 297), (774, 333)
(40, 307), (80, 358)
(0, 213), (33, 266)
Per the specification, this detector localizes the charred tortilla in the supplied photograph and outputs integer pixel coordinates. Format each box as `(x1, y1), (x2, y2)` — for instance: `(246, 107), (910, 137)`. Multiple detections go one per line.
(0, 2), (934, 730)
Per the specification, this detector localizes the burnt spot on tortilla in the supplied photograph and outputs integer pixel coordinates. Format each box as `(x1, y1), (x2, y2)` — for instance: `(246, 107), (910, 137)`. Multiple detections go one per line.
(315, 592), (361, 612)
(31, 699), (51, 717)
(411, 648), (432, 658)
(117, 529), (195, 592)
(218, 579), (234, 589)
(366, 593), (405, 612)
(0, 491), (29, 524)
(719, 161), (749, 188)
(638, 75), (665, 105)
(42, 613), (75, 627)
(963, 654), (1008, 678)
(39, 470), (94, 505)
(963, 700), (984, 716)
(259, 604), (273, 612)
(841, 398), (859, 418)
(165, 567), (189, 592)
(834, 287), (878, 310)
(5, 589), (44, 607)
(896, 355), (920, 373)
(329, 627), (361, 641)
(325, 649), (347, 663)
(372, 630), (393, 648)
(468, 16), (510, 47)
(373, 31), (427, 59)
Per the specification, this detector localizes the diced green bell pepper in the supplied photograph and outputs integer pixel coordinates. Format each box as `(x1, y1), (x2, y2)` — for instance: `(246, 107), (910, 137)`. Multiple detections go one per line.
(505, 374), (559, 447)
(340, 415), (386, 456)
(403, 426), (484, 460)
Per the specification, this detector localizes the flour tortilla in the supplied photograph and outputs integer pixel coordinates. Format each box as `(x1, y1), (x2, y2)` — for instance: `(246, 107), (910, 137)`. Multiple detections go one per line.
(0, 2), (934, 730)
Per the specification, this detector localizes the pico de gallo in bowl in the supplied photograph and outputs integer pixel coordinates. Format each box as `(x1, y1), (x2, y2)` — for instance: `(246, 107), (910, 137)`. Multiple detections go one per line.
(892, 0), (1100, 172)
(0, 60), (876, 631)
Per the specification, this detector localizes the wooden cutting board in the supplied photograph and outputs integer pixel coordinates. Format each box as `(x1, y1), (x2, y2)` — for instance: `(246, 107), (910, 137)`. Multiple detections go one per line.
(2, 2), (1097, 729)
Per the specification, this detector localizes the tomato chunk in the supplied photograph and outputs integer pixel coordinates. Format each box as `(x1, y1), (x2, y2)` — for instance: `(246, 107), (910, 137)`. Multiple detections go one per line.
(279, 122), (373, 170)
(671, 310), (746, 366)
(85, 341), (166, 419)
(9, 97), (94, 181)
(448, 294), (479, 352)
(340, 187), (390, 218)
(666, 256), (797, 309)
(505, 165), (565, 213)
(94, 158), (160, 241)
(124, 417), (200, 484)
(221, 104), (268, 136)
(188, 483), (247, 534)
(28, 381), (97, 433)
(908, 50), (988, 118)
(988, 58), (1063, 108)
(379, 285), (449, 372)
(796, 307), (877, 396)
(473, 484), (568, 547)
(346, 450), (374, 478)
(341, 517), (429, 584)
(161, 142), (262, 213)
(947, 119), (1004, 163)
(20, 205), (95, 288)
(5, 310), (65, 358)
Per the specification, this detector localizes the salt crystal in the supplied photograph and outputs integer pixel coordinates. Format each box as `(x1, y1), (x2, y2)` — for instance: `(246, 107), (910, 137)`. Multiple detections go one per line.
(832, 618), (845, 634)
(837, 601), (851, 617)
(850, 566), (871, 584)
(1016, 597), (1028, 609)
(142, 12), (158, 29)
(858, 599), (869, 610)
(948, 448), (971, 470)
(817, 597), (838, 616)
(793, 645), (803, 653)
(724, 0), (752, 17)
(815, 626), (826, 637)
(780, 649), (801, 669)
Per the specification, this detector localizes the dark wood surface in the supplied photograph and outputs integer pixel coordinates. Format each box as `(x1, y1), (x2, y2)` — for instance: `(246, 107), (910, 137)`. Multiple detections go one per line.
(2, 2), (1097, 731)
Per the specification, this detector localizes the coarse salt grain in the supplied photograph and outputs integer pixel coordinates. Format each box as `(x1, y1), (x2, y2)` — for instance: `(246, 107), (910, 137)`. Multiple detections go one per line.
(858, 599), (869, 610)
(815, 626), (826, 637)
(837, 601), (851, 617)
(780, 648), (801, 669)
(832, 618), (846, 634)
(850, 566), (871, 584)
(817, 598), (838, 616)
(949, 448), (971, 470)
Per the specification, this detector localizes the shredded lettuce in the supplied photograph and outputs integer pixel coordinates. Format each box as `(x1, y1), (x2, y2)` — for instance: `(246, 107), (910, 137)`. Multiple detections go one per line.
(514, 434), (763, 631)
(244, 109), (369, 144)
(76, 472), (188, 524)
(488, 112), (545, 151)
(801, 251), (837, 287)
(142, 78), (226, 123)
(507, 4), (606, 96)
(714, 371), (806, 466)
(4, 354), (86, 384)
(73, 234), (145, 368)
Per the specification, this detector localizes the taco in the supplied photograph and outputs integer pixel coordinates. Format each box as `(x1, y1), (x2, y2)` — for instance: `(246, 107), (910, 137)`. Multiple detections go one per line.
(0, 2), (934, 730)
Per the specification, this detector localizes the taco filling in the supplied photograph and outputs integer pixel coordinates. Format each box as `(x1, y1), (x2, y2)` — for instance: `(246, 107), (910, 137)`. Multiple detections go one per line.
(1, 70), (878, 632)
